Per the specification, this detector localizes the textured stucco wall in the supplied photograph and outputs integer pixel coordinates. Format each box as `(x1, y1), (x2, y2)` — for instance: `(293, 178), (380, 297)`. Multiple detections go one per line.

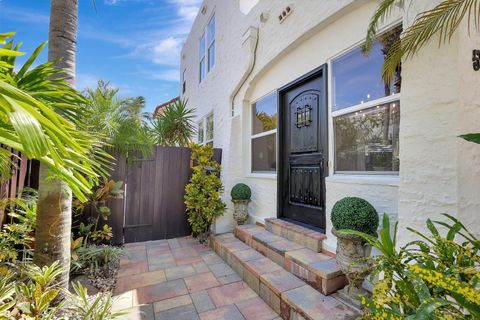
(181, 0), (480, 249)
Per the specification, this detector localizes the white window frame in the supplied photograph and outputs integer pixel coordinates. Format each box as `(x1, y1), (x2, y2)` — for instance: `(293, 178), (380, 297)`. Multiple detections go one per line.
(329, 36), (401, 176)
(199, 14), (215, 83)
(197, 112), (214, 145)
(250, 92), (277, 175)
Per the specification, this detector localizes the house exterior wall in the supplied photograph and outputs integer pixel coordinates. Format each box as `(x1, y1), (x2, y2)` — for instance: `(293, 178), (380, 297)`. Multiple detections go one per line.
(180, 0), (480, 251)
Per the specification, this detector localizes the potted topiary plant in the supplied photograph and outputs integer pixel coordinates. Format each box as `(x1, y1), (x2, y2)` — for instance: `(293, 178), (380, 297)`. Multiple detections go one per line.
(331, 197), (379, 306)
(230, 183), (251, 225)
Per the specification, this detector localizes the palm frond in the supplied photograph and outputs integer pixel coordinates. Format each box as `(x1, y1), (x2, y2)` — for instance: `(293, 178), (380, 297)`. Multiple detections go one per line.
(363, 0), (404, 53)
(383, 0), (480, 83)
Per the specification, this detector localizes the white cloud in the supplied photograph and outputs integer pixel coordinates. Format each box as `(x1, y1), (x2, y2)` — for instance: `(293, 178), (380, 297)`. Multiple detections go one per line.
(151, 37), (183, 65)
(151, 69), (180, 82)
(76, 73), (100, 91)
(0, 4), (49, 24)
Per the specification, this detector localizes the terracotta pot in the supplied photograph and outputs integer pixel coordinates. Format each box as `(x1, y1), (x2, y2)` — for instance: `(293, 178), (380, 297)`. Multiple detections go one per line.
(232, 199), (250, 225)
(332, 228), (373, 289)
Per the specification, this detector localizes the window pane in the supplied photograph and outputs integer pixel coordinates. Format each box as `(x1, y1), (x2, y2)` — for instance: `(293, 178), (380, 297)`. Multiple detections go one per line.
(199, 58), (205, 82)
(199, 33), (205, 58)
(252, 93), (277, 135)
(198, 121), (204, 143)
(208, 41), (215, 71)
(252, 134), (276, 172)
(332, 27), (401, 111)
(206, 114), (214, 141)
(208, 15), (215, 44)
(334, 101), (400, 172)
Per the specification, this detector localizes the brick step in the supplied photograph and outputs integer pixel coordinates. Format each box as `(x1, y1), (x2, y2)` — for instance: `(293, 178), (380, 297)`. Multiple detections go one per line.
(210, 233), (360, 320)
(265, 218), (326, 252)
(235, 224), (347, 295)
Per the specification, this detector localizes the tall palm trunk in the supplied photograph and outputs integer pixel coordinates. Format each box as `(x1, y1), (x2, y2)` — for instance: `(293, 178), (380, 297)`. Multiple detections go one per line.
(34, 0), (78, 292)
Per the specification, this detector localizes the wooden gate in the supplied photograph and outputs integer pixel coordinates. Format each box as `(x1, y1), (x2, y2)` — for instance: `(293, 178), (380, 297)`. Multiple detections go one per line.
(108, 146), (222, 244)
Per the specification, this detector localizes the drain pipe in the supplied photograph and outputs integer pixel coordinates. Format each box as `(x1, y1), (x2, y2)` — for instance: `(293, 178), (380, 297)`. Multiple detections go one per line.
(230, 26), (259, 116)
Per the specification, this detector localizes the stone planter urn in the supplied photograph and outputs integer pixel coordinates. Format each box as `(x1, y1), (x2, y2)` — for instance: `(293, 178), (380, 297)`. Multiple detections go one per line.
(232, 199), (250, 225)
(230, 183), (252, 225)
(330, 197), (379, 307)
(332, 228), (372, 288)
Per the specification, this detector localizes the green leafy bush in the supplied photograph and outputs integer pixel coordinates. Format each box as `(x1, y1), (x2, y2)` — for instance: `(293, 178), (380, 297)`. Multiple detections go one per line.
(184, 144), (226, 243)
(331, 197), (378, 235)
(231, 183), (251, 201)
(338, 214), (480, 319)
(71, 245), (125, 276)
(0, 261), (126, 319)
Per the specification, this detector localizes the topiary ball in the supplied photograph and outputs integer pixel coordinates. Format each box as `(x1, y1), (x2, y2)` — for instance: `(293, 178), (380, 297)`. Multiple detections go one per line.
(231, 183), (251, 200)
(331, 197), (378, 235)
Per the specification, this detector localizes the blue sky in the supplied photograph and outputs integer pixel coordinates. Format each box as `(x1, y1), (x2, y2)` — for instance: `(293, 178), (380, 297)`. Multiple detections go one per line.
(0, 0), (201, 113)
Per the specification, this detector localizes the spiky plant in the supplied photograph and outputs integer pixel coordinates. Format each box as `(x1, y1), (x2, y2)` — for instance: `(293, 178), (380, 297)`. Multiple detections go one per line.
(150, 98), (196, 147)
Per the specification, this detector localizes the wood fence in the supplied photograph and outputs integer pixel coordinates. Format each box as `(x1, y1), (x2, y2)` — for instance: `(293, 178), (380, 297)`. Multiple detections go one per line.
(108, 146), (222, 244)
(0, 146), (222, 244)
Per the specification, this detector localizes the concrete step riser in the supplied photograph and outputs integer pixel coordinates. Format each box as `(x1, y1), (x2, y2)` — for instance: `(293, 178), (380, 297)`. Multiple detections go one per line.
(209, 234), (359, 320)
(265, 218), (325, 253)
(235, 226), (347, 295)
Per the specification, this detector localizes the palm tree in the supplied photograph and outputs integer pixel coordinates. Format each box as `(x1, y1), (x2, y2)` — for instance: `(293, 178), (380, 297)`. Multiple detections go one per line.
(365, 0), (480, 143)
(34, 0), (79, 291)
(81, 80), (153, 158)
(150, 98), (196, 147)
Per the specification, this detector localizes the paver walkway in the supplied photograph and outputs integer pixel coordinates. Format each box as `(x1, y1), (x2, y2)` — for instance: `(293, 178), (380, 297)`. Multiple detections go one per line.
(113, 236), (280, 320)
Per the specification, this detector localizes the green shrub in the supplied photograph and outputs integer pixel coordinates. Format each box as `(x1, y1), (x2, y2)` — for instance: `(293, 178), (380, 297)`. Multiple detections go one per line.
(231, 183), (251, 200)
(331, 197), (378, 235)
(0, 261), (127, 319)
(184, 144), (226, 243)
(338, 214), (480, 319)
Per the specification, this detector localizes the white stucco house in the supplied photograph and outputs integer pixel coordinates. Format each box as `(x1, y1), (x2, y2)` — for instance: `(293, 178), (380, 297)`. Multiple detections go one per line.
(179, 0), (480, 254)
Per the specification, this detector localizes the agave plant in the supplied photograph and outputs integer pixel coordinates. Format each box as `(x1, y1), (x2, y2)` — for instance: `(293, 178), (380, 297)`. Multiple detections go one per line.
(150, 98), (196, 147)
(0, 32), (108, 201)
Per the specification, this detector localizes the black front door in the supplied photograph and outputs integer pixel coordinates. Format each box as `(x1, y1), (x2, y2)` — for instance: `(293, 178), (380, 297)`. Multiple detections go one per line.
(278, 65), (328, 231)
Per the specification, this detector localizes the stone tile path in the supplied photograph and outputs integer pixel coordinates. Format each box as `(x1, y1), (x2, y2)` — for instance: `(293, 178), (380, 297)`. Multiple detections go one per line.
(113, 236), (279, 320)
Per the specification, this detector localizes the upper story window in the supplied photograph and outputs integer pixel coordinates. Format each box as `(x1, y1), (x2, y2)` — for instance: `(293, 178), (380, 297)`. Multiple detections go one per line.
(199, 34), (206, 82)
(198, 113), (214, 145)
(199, 15), (215, 83)
(251, 93), (277, 173)
(332, 26), (402, 174)
(182, 69), (186, 94)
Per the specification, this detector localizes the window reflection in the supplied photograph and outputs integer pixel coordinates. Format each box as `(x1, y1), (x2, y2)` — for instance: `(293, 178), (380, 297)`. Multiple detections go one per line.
(252, 93), (277, 135)
(252, 134), (276, 172)
(334, 101), (400, 172)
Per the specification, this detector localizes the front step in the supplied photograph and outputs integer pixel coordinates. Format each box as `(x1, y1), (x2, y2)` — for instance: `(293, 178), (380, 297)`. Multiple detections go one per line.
(210, 232), (360, 320)
(235, 224), (347, 295)
(265, 218), (326, 252)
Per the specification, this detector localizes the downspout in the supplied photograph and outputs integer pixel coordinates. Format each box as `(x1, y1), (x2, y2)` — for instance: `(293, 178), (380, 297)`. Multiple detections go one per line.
(230, 26), (259, 116)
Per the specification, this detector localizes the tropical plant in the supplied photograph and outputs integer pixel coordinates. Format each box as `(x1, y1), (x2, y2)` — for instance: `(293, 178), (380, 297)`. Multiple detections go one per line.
(70, 245), (125, 276)
(0, 190), (38, 264)
(338, 213), (480, 319)
(81, 80), (153, 158)
(184, 143), (226, 243)
(65, 282), (128, 320)
(364, 0), (480, 143)
(73, 179), (123, 244)
(150, 98), (196, 147)
(0, 33), (104, 200)
(0, 261), (127, 319)
(231, 183), (251, 201)
(331, 197), (379, 236)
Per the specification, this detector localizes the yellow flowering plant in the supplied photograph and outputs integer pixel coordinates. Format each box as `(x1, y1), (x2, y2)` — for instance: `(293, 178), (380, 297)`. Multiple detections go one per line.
(338, 214), (480, 319)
